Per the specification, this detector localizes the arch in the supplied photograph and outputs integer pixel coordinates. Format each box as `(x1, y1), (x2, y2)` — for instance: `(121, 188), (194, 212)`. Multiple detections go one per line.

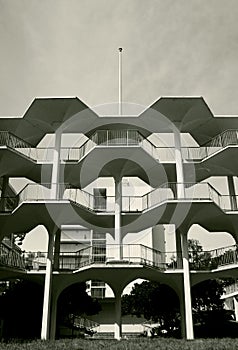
(55, 279), (114, 338)
(0, 278), (44, 340)
(190, 277), (236, 338)
(188, 224), (236, 250)
(21, 224), (49, 252)
(121, 277), (180, 337)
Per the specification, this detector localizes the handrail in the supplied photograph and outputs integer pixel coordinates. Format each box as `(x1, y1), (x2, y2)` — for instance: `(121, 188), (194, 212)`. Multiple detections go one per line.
(2, 242), (237, 272)
(0, 129), (238, 164)
(2, 181), (238, 213)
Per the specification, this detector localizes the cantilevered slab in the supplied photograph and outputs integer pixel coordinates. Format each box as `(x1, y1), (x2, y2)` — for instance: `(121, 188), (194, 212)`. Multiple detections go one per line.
(142, 97), (238, 144)
(0, 97), (97, 146)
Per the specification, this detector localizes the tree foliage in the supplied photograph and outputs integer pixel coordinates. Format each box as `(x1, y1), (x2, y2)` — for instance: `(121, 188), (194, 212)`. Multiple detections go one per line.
(57, 282), (101, 327)
(122, 281), (180, 334)
(122, 239), (232, 336)
(0, 279), (44, 339)
(0, 279), (101, 340)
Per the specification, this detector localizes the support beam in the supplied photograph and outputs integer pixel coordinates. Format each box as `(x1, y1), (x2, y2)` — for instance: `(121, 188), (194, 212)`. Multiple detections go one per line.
(175, 229), (183, 269)
(114, 177), (122, 260)
(51, 129), (62, 200)
(227, 176), (237, 210)
(180, 231), (194, 340)
(174, 129), (185, 198)
(50, 290), (58, 340)
(41, 231), (55, 340)
(114, 292), (122, 340)
(42, 128), (62, 340)
(53, 229), (61, 270)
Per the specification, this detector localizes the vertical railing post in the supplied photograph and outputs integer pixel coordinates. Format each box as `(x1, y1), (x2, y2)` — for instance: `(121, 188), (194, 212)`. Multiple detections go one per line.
(227, 176), (237, 210)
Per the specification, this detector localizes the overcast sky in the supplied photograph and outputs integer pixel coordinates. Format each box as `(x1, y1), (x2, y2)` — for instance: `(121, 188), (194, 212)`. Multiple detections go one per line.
(1, 0), (238, 116)
(1, 0), (237, 251)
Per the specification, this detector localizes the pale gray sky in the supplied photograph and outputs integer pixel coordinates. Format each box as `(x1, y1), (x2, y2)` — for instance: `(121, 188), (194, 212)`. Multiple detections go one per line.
(0, 0), (238, 115)
(1, 0), (237, 251)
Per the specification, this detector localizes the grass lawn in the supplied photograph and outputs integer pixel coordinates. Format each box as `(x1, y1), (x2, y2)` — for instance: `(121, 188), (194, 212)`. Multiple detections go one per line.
(0, 338), (237, 350)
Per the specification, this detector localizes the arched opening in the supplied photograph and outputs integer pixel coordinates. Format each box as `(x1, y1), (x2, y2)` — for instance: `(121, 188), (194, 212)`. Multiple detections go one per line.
(191, 277), (238, 338)
(21, 225), (48, 252)
(188, 224), (235, 251)
(0, 278), (44, 340)
(56, 279), (114, 338)
(121, 278), (180, 338)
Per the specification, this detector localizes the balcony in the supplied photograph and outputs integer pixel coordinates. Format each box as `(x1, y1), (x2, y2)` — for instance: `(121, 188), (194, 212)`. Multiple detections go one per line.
(1, 243), (238, 273)
(1, 129), (238, 165)
(5, 182), (236, 213)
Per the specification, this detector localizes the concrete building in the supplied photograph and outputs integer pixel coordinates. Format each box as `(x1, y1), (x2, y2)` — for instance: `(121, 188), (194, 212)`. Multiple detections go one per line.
(0, 96), (238, 340)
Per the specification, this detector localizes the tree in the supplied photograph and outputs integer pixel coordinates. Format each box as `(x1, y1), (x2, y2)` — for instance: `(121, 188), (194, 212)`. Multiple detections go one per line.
(122, 281), (180, 335)
(57, 282), (101, 331)
(122, 239), (233, 337)
(188, 239), (215, 270)
(0, 279), (44, 339)
(0, 280), (101, 340)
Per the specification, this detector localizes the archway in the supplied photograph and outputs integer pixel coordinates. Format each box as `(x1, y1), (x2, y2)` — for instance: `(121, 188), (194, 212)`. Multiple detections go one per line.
(56, 279), (114, 339)
(121, 278), (180, 338)
(0, 278), (44, 340)
(191, 278), (237, 338)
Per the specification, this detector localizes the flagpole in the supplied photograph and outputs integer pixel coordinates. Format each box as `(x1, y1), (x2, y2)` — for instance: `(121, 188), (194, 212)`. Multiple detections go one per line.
(118, 48), (123, 116)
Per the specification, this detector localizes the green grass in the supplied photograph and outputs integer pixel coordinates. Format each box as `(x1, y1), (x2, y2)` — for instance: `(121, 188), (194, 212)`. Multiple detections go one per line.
(0, 338), (238, 350)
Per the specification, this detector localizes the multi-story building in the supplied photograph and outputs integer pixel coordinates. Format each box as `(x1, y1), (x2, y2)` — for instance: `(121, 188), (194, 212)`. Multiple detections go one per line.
(0, 96), (238, 340)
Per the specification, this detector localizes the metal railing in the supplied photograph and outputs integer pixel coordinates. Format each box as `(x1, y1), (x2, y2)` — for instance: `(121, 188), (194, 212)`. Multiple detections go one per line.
(183, 129), (238, 161)
(1, 129), (238, 164)
(0, 243), (25, 269)
(222, 281), (238, 297)
(2, 243), (238, 272)
(23, 244), (167, 271)
(2, 181), (238, 213)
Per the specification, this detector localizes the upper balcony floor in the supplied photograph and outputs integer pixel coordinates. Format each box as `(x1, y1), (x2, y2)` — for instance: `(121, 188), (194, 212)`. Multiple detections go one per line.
(1, 97), (238, 147)
(0, 128), (238, 187)
(1, 242), (238, 288)
(0, 181), (238, 238)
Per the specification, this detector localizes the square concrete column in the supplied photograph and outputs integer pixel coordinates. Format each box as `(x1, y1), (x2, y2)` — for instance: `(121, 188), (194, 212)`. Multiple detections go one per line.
(114, 177), (123, 260)
(41, 231), (55, 340)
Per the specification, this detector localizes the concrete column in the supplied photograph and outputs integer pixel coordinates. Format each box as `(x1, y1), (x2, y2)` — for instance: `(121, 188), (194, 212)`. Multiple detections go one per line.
(180, 293), (186, 339)
(175, 229), (183, 269)
(114, 177), (123, 260)
(152, 225), (166, 264)
(51, 129), (62, 200)
(50, 290), (58, 340)
(41, 231), (55, 340)
(53, 229), (61, 270)
(174, 129), (185, 198)
(227, 176), (237, 210)
(180, 230), (194, 340)
(0, 176), (9, 211)
(114, 292), (122, 340)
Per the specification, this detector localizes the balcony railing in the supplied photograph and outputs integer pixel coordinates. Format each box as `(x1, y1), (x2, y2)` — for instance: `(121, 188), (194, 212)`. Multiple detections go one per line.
(182, 129), (238, 161)
(1, 129), (238, 164)
(47, 128), (238, 163)
(2, 181), (238, 213)
(222, 281), (238, 297)
(2, 242), (238, 272)
(0, 243), (25, 269)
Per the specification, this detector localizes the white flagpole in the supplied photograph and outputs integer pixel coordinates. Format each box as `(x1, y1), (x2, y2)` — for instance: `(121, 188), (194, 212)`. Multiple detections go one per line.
(118, 48), (123, 116)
